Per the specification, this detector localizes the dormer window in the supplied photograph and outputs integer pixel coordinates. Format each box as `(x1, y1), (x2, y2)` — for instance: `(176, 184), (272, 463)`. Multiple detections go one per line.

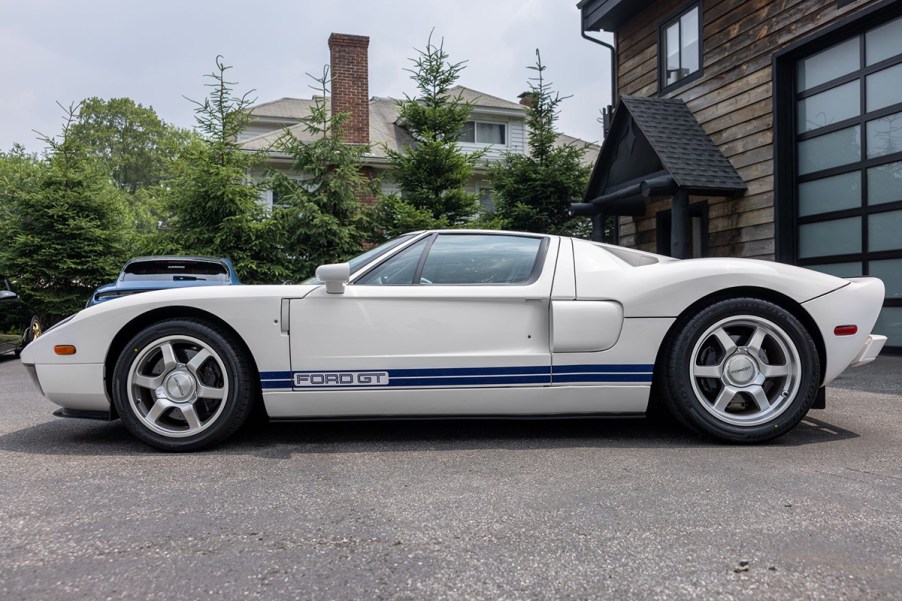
(659, 3), (702, 93)
(459, 121), (507, 145)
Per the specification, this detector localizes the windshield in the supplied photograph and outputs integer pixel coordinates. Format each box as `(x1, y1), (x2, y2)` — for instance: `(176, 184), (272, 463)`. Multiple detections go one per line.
(302, 234), (418, 284)
(348, 234), (417, 273)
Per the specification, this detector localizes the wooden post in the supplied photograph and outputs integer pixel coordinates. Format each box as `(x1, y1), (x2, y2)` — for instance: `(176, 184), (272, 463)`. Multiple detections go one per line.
(592, 213), (605, 242)
(671, 189), (689, 259)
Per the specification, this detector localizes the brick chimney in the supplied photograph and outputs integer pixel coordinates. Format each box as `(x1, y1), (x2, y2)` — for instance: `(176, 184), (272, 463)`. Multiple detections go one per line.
(328, 33), (370, 145)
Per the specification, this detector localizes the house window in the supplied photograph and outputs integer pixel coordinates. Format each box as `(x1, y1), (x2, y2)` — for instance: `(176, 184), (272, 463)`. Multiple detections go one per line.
(776, 10), (902, 352)
(459, 121), (507, 145)
(659, 3), (702, 92)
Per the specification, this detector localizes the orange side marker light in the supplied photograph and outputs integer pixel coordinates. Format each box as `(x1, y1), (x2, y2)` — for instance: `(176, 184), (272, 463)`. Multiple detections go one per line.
(54, 345), (77, 355)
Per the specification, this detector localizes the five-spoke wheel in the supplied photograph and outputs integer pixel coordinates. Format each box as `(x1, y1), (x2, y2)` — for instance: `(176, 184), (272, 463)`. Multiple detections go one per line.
(113, 319), (255, 451)
(662, 298), (820, 442)
(126, 335), (230, 438)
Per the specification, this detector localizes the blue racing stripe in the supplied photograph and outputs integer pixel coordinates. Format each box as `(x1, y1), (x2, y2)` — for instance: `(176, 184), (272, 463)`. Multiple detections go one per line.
(259, 364), (653, 389)
(553, 373), (653, 384)
(552, 364), (654, 374)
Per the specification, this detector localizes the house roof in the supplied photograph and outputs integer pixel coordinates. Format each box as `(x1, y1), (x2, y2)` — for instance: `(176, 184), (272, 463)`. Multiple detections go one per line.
(250, 97), (317, 120)
(576, 95), (745, 215)
(242, 88), (597, 167)
(446, 86), (525, 112)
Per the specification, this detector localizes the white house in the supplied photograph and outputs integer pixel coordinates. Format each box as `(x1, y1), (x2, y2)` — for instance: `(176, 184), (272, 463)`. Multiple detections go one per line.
(238, 33), (598, 210)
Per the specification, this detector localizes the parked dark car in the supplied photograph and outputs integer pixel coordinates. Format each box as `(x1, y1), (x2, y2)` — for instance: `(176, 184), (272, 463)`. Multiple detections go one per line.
(0, 276), (42, 357)
(86, 256), (240, 307)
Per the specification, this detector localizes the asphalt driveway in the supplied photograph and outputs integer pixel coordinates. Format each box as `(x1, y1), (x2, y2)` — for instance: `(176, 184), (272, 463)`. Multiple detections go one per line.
(0, 354), (900, 600)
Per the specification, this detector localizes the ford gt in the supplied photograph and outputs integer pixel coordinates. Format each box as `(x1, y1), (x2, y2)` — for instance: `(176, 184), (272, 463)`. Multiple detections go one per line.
(19, 230), (887, 451)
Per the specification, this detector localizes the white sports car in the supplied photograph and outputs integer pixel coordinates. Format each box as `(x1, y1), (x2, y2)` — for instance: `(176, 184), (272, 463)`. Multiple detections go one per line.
(20, 230), (887, 451)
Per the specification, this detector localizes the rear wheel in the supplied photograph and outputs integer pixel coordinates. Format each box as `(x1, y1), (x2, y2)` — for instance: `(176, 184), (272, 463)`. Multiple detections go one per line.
(112, 319), (255, 451)
(662, 298), (820, 442)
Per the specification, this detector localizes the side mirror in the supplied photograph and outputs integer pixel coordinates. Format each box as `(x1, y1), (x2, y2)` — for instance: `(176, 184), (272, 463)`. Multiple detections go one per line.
(315, 263), (351, 294)
(0, 290), (17, 301)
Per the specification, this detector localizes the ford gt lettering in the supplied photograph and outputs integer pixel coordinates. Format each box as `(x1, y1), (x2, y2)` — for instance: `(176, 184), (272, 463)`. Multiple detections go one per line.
(18, 230), (887, 451)
(293, 372), (390, 387)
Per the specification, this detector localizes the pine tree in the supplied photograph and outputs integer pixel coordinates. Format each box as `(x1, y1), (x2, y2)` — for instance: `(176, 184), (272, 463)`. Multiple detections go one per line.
(269, 67), (373, 281)
(379, 33), (483, 231)
(490, 51), (591, 236)
(164, 57), (281, 283)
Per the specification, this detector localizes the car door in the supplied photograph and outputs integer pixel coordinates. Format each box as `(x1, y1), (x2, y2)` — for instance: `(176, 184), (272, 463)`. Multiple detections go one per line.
(277, 233), (558, 417)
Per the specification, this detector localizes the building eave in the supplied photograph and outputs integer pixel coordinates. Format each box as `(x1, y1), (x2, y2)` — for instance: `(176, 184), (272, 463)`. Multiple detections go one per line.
(578, 0), (653, 32)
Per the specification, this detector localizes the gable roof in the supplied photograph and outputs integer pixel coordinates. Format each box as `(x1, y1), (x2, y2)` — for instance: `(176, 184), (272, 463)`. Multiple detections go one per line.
(618, 96), (746, 192)
(578, 95), (745, 214)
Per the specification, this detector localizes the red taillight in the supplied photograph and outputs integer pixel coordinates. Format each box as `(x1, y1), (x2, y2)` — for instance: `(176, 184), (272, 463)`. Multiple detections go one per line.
(834, 325), (858, 336)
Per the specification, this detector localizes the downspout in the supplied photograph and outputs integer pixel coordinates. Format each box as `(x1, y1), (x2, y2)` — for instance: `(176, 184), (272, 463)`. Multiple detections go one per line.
(581, 26), (618, 243)
(580, 27), (617, 133)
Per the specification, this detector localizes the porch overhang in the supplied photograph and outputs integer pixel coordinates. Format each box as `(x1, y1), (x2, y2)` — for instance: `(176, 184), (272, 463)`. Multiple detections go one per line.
(573, 96), (747, 257)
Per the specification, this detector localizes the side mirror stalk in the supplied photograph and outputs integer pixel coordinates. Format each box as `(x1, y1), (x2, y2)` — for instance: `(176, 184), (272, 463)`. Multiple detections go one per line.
(315, 263), (351, 294)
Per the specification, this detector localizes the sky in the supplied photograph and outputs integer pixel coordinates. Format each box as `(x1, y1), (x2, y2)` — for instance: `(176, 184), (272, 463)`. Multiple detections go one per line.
(0, 0), (614, 154)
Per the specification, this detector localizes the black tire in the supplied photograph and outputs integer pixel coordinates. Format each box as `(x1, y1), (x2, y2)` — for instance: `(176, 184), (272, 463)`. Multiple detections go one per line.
(14, 316), (41, 358)
(661, 297), (820, 443)
(112, 318), (256, 451)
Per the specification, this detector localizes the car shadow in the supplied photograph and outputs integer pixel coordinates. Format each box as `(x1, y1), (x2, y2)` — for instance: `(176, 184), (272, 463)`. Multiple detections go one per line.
(0, 412), (859, 458)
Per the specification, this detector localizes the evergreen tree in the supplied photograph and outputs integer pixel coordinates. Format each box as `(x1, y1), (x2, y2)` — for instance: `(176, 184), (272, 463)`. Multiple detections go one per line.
(268, 67), (373, 281)
(0, 109), (129, 323)
(380, 33), (483, 230)
(490, 51), (591, 236)
(165, 57), (281, 283)
(0, 145), (42, 235)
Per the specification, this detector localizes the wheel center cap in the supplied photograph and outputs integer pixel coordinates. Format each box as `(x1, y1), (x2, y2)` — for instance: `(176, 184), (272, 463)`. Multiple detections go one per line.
(164, 371), (197, 403)
(725, 355), (757, 386)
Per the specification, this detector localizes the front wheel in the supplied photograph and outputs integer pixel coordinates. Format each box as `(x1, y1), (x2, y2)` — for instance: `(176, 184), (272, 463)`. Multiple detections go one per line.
(112, 319), (256, 451)
(661, 298), (820, 443)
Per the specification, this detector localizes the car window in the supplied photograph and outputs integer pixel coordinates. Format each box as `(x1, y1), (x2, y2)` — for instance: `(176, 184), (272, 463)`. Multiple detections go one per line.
(420, 234), (544, 285)
(122, 260), (230, 282)
(354, 238), (430, 285)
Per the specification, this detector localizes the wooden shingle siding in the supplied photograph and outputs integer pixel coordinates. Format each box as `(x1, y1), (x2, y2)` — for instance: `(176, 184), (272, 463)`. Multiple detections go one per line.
(614, 0), (881, 259)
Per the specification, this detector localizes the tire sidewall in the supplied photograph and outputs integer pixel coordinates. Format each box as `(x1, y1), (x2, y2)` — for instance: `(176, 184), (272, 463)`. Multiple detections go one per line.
(665, 298), (820, 442)
(112, 319), (252, 451)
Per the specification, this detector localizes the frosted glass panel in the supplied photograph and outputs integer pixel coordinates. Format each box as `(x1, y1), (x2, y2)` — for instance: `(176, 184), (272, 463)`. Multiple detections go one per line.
(797, 38), (860, 91)
(870, 259), (902, 298)
(873, 307), (902, 347)
(809, 262), (862, 278)
(799, 172), (861, 216)
(867, 112), (902, 158)
(868, 210), (902, 252)
(798, 81), (860, 133)
(866, 16), (902, 66)
(799, 217), (861, 258)
(866, 63), (902, 112)
(798, 126), (861, 175)
(867, 161), (902, 205)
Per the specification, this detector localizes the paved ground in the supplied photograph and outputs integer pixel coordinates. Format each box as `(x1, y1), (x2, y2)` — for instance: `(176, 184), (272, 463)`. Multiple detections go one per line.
(0, 354), (900, 600)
